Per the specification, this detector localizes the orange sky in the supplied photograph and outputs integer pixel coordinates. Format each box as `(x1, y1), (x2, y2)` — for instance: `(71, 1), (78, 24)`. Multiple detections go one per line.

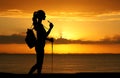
(0, 0), (120, 54)
(0, 0), (120, 40)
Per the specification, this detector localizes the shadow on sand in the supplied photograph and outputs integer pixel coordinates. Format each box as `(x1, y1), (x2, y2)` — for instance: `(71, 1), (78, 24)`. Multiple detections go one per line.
(0, 72), (120, 78)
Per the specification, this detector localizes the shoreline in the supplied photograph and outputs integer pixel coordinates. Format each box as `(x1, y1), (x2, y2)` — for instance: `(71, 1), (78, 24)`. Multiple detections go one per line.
(0, 72), (120, 78)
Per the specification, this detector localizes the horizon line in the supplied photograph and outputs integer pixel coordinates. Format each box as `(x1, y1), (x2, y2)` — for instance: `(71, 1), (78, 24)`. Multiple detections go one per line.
(0, 53), (120, 55)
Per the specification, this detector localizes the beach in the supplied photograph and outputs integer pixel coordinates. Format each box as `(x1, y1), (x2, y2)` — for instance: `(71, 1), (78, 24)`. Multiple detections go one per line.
(0, 54), (120, 78)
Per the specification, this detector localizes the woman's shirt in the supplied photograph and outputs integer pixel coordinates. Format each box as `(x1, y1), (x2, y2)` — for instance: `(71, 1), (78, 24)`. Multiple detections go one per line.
(35, 23), (46, 47)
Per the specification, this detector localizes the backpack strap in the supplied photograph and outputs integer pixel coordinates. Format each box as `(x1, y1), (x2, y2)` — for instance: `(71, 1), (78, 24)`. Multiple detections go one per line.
(30, 25), (34, 30)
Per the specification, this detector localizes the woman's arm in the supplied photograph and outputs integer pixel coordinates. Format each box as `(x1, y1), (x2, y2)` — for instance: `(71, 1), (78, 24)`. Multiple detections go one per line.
(46, 22), (53, 37)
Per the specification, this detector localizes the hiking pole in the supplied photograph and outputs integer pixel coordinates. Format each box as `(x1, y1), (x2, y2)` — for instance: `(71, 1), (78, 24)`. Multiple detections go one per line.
(47, 20), (54, 73)
(51, 41), (53, 73)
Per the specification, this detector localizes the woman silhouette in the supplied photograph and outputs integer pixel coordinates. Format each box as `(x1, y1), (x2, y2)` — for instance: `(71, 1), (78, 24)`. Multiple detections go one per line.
(28, 10), (54, 76)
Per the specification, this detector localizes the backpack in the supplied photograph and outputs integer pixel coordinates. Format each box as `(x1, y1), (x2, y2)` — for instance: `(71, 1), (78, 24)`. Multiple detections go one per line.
(25, 28), (36, 49)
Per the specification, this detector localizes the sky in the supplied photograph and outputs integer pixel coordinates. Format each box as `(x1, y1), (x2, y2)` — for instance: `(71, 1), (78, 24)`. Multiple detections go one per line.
(0, 0), (120, 54)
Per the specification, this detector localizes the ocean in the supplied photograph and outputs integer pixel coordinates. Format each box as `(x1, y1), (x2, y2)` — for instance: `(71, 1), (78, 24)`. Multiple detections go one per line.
(0, 54), (120, 74)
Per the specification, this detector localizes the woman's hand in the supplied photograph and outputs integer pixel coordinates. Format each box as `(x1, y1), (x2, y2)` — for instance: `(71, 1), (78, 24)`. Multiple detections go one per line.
(50, 23), (53, 29)
(46, 38), (54, 42)
(48, 21), (54, 29)
(49, 38), (54, 42)
(46, 21), (54, 37)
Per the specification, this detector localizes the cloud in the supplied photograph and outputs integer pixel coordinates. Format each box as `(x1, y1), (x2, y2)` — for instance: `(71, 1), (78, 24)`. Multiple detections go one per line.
(47, 11), (120, 22)
(0, 0), (120, 20)
(0, 9), (32, 18)
(1, 9), (120, 22)
(95, 12), (120, 21)
(0, 34), (25, 44)
(54, 35), (120, 44)
(0, 33), (120, 44)
(103, 35), (120, 42)
(0, 0), (120, 13)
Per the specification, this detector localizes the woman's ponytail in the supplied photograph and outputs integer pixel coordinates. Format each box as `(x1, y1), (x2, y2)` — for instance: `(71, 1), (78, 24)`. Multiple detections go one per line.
(32, 11), (38, 30)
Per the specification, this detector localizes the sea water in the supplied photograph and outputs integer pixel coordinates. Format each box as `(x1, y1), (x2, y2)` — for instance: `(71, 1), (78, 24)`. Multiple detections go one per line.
(0, 54), (120, 74)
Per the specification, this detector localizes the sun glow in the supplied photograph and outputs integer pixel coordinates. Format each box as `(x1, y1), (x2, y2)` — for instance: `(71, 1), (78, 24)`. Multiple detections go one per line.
(0, 44), (34, 54)
(0, 0), (120, 54)
(1, 44), (120, 54)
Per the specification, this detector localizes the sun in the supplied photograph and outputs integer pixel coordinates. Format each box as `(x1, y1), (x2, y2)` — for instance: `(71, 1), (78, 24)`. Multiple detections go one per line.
(60, 31), (72, 39)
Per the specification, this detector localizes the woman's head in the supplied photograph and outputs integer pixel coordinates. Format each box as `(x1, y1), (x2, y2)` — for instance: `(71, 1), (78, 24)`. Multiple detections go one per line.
(33, 10), (46, 20)
(32, 10), (46, 27)
(37, 10), (46, 20)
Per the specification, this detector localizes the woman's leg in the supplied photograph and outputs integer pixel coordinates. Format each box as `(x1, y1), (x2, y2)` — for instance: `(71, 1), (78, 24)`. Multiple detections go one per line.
(36, 51), (44, 74)
(28, 64), (37, 74)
